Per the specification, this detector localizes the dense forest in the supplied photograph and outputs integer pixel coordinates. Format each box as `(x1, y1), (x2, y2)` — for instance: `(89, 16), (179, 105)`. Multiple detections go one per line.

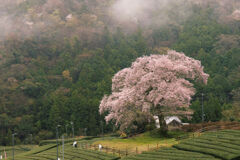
(0, 0), (240, 145)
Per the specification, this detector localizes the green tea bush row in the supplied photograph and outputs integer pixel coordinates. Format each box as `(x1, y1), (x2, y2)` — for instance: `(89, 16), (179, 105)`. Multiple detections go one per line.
(219, 130), (240, 134)
(172, 130), (240, 160)
(78, 148), (117, 158)
(47, 147), (120, 160)
(69, 148), (117, 160)
(181, 141), (240, 155)
(204, 131), (240, 137)
(154, 147), (214, 156)
(139, 154), (216, 160)
(201, 134), (240, 142)
(184, 138), (240, 151)
(143, 151), (215, 158)
(123, 154), (218, 160)
(15, 156), (50, 160)
(123, 147), (219, 160)
(59, 150), (115, 160)
(142, 148), (219, 159)
(16, 155), (55, 160)
(174, 143), (236, 160)
(199, 137), (240, 146)
(19, 144), (57, 156)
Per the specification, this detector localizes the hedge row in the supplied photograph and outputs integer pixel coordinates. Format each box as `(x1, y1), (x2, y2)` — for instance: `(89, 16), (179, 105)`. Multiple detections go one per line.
(16, 144), (56, 156)
(184, 138), (240, 151)
(123, 148), (220, 160)
(29, 143), (120, 160)
(174, 130), (240, 160)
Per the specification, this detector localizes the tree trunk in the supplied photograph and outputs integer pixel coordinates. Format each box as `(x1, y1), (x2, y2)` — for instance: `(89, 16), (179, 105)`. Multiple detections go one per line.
(155, 104), (168, 136)
(158, 114), (168, 136)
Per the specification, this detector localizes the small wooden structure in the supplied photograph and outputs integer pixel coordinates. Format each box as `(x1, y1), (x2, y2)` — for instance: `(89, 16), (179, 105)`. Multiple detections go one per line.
(165, 116), (183, 130)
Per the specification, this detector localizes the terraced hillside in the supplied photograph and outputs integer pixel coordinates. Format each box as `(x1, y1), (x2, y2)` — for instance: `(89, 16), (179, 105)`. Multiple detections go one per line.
(174, 130), (240, 160)
(123, 130), (240, 160)
(122, 147), (220, 160)
(3, 130), (240, 160)
(15, 143), (120, 160)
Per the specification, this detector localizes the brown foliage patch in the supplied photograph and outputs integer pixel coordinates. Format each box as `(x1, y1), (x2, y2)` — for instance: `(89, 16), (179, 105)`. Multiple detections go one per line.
(182, 121), (240, 132)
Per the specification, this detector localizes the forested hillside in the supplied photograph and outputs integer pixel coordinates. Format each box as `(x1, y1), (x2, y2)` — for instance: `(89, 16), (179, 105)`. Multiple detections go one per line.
(0, 0), (240, 145)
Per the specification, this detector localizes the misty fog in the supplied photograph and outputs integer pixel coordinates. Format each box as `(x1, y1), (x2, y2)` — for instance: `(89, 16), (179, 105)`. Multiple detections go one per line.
(0, 0), (239, 41)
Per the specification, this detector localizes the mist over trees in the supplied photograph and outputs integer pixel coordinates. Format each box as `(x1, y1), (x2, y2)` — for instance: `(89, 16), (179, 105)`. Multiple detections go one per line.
(0, 0), (240, 144)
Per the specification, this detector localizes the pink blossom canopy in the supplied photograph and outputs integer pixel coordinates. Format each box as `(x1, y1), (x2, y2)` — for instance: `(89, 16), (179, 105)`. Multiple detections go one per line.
(99, 50), (209, 125)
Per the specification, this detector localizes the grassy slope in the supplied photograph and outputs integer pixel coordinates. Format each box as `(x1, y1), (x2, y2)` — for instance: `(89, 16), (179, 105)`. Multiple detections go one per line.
(92, 131), (182, 153)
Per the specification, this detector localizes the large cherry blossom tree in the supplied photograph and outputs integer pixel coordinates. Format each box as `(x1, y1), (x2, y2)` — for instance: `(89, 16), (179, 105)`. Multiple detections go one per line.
(99, 50), (209, 133)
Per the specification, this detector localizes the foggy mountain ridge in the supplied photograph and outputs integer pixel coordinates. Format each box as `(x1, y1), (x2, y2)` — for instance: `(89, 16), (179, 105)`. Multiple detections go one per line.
(0, 0), (239, 42)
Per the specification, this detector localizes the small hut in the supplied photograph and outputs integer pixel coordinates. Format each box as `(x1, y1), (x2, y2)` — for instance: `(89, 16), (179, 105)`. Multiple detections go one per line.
(165, 116), (183, 130)
(153, 116), (184, 130)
